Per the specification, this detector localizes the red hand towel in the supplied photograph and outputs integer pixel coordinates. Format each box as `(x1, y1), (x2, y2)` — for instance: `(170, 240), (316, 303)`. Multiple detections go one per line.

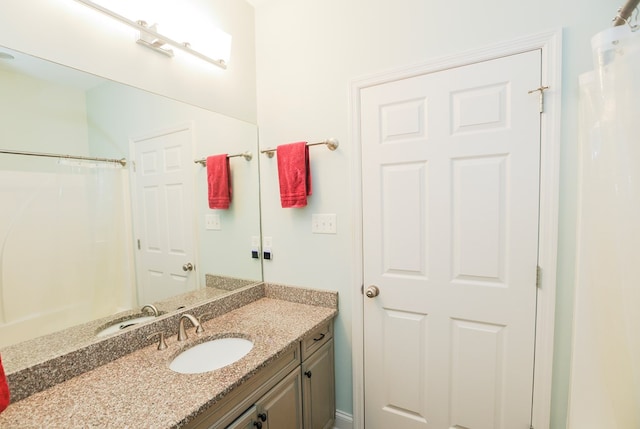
(0, 354), (9, 413)
(277, 142), (312, 208)
(207, 154), (232, 209)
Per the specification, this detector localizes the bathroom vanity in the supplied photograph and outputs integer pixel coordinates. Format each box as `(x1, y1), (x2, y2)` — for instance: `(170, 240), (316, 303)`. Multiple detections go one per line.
(187, 321), (335, 429)
(0, 284), (337, 428)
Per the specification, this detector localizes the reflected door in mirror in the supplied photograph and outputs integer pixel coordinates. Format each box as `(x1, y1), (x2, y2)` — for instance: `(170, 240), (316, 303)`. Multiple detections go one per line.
(132, 124), (197, 303)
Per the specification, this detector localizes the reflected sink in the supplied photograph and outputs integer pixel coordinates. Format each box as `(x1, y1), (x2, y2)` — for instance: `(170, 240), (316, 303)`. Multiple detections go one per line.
(96, 316), (157, 337)
(169, 337), (254, 374)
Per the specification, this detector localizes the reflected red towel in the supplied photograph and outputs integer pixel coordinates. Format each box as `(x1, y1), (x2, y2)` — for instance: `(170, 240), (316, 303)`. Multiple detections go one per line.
(207, 154), (231, 209)
(277, 142), (311, 208)
(0, 354), (9, 413)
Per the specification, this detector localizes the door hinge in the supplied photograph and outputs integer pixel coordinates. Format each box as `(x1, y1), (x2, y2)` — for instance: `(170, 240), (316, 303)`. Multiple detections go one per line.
(536, 265), (541, 289)
(132, 160), (136, 172)
(530, 425), (535, 429)
(361, 284), (364, 295)
(528, 85), (549, 113)
(137, 239), (141, 250)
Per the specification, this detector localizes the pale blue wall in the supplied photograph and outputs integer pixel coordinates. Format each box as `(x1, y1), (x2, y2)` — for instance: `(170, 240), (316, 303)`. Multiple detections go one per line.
(252, 0), (618, 425)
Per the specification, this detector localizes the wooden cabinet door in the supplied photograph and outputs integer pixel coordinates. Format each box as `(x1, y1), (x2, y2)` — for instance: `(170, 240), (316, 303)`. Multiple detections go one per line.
(302, 340), (335, 429)
(259, 368), (303, 429)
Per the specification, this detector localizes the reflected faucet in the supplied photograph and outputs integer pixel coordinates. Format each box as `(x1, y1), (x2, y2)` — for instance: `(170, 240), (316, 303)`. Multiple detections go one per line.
(141, 304), (159, 317)
(178, 314), (204, 341)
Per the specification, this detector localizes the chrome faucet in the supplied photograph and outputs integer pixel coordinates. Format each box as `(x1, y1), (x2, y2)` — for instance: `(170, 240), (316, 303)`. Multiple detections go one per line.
(178, 313), (204, 341)
(141, 304), (159, 317)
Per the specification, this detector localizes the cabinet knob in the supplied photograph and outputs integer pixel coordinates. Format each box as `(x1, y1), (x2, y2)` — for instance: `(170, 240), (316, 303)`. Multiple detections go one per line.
(258, 413), (267, 422)
(253, 422), (262, 429)
(304, 370), (312, 378)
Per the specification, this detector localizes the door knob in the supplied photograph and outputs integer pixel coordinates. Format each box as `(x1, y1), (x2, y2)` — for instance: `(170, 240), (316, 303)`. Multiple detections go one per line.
(365, 285), (380, 298)
(182, 262), (194, 272)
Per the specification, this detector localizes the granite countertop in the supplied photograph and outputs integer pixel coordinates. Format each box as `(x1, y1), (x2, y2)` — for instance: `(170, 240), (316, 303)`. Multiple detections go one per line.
(2, 274), (254, 377)
(0, 297), (337, 428)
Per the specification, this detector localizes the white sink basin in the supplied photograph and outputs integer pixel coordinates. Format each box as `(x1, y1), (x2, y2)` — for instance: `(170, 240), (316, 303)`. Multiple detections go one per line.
(96, 316), (157, 337)
(169, 337), (253, 374)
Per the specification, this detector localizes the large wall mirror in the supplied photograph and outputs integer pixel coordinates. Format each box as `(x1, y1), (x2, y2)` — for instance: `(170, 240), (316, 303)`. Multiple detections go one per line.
(0, 45), (262, 366)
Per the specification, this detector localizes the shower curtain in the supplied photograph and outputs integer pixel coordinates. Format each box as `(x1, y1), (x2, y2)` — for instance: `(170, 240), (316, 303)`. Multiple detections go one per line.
(569, 25), (640, 428)
(0, 160), (134, 349)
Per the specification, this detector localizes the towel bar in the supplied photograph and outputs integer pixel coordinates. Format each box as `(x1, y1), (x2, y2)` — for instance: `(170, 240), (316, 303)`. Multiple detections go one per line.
(194, 151), (253, 166)
(261, 138), (339, 158)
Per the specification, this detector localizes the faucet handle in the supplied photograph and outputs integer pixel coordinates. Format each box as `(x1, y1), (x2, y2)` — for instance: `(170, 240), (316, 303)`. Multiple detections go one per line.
(195, 312), (215, 333)
(178, 313), (203, 341)
(141, 304), (159, 317)
(147, 331), (168, 350)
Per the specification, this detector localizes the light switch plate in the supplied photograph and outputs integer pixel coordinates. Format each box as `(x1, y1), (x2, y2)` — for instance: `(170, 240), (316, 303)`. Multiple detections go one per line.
(312, 214), (337, 234)
(205, 214), (221, 230)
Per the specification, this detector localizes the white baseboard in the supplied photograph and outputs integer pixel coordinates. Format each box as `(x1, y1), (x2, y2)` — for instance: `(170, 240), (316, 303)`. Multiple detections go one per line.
(333, 409), (354, 429)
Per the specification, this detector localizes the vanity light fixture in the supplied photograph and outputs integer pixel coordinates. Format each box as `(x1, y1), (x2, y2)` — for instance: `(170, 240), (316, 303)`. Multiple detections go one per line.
(73, 0), (228, 69)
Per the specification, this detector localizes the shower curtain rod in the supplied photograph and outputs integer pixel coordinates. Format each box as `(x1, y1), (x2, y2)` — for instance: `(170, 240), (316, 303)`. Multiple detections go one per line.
(0, 149), (127, 166)
(613, 0), (640, 26)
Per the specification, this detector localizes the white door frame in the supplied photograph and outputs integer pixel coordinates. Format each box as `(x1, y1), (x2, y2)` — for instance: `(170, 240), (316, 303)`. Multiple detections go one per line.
(350, 29), (562, 429)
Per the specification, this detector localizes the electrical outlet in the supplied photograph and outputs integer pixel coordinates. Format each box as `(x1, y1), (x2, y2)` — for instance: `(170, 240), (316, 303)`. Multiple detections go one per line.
(251, 236), (261, 259)
(263, 236), (273, 260)
(205, 214), (221, 230)
(312, 214), (337, 234)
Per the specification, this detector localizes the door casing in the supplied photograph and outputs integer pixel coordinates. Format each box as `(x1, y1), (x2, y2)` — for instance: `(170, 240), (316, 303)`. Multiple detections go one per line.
(349, 29), (562, 429)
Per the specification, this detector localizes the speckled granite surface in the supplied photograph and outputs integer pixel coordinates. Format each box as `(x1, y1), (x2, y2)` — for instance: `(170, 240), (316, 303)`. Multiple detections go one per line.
(0, 297), (337, 428)
(3, 284), (265, 402)
(265, 282), (339, 308)
(205, 274), (258, 291)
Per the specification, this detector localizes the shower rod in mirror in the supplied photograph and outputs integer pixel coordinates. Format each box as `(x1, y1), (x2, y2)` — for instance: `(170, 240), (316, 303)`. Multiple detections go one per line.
(0, 148), (127, 166)
(260, 138), (339, 158)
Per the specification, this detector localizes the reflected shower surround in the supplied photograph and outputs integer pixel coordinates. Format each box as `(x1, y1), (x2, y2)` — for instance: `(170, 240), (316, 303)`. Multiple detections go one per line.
(570, 25), (640, 428)
(0, 161), (133, 348)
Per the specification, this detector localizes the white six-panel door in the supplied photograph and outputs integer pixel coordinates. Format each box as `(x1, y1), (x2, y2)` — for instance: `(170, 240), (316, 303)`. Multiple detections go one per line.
(131, 125), (197, 305)
(361, 50), (542, 429)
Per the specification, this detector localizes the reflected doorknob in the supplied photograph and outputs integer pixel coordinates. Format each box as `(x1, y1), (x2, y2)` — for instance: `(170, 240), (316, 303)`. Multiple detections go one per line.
(182, 262), (194, 272)
(365, 285), (380, 298)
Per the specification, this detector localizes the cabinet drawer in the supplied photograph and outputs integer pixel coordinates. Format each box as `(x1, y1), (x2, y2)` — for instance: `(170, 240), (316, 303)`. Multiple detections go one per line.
(301, 321), (333, 361)
(185, 345), (300, 429)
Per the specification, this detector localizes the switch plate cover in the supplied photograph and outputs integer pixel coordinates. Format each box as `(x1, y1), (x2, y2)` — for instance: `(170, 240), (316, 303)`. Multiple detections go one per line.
(205, 214), (221, 230)
(312, 214), (337, 234)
